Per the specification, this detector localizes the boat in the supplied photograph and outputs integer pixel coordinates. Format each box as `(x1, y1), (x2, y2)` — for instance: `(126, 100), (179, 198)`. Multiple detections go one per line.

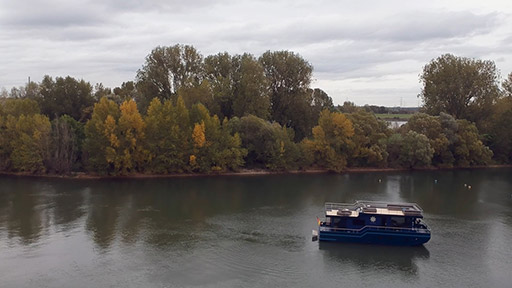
(316, 201), (431, 246)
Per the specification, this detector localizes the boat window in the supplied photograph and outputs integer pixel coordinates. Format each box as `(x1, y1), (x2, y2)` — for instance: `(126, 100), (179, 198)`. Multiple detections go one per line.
(390, 217), (405, 227)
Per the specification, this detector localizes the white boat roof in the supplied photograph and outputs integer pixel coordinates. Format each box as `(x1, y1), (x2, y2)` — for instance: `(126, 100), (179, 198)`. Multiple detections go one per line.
(325, 201), (424, 218)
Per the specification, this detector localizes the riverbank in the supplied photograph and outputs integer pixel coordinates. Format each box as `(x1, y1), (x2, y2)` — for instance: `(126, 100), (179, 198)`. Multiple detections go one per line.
(1, 165), (511, 180)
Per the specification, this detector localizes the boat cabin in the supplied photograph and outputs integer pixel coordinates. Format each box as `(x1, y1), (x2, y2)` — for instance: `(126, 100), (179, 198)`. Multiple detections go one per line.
(322, 201), (427, 230)
(317, 201), (431, 245)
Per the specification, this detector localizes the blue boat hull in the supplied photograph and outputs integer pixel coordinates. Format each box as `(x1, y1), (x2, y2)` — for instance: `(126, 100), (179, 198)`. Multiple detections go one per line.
(319, 228), (430, 246)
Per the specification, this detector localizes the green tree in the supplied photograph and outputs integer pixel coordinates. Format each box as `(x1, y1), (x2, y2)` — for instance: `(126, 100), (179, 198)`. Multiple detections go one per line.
(337, 101), (360, 114)
(303, 110), (354, 172)
(259, 50), (313, 140)
(503, 72), (512, 97)
(404, 112), (493, 167)
(486, 96), (512, 163)
(113, 81), (139, 103)
(136, 44), (204, 112)
(48, 115), (84, 173)
(419, 54), (500, 128)
(232, 53), (270, 119)
(204, 52), (270, 120)
(386, 131), (434, 169)
(93, 83), (112, 100)
(403, 113), (452, 167)
(453, 119), (493, 166)
(232, 115), (300, 170)
(347, 110), (390, 167)
(37, 75), (95, 121)
(204, 52), (236, 119)
(178, 79), (216, 111)
(309, 88), (334, 122)
(145, 97), (191, 173)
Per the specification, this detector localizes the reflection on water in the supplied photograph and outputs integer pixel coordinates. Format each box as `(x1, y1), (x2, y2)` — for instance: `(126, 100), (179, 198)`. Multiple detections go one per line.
(319, 242), (430, 277)
(0, 169), (512, 287)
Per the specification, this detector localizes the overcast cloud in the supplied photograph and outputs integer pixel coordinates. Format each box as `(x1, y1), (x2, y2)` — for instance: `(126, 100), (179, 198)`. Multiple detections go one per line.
(1, 0), (511, 106)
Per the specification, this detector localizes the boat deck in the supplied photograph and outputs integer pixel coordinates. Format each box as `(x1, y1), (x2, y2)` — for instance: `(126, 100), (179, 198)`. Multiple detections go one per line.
(325, 201), (424, 217)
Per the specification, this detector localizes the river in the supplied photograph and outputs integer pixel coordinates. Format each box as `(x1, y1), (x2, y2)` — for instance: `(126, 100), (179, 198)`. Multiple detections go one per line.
(1, 168), (511, 287)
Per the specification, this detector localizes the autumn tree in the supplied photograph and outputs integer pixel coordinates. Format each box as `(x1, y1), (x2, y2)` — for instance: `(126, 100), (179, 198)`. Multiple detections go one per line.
(260, 50), (313, 140)
(7, 114), (51, 172)
(116, 100), (148, 173)
(88, 99), (148, 174)
(189, 104), (246, 172)
(303, 110), (354, 172)
(0, 98), (40, 117)
(0, 98), (42, 171)
(0, 114), (7, 170)
(419, 54), (500, 128)
(83, 97), (120, 174)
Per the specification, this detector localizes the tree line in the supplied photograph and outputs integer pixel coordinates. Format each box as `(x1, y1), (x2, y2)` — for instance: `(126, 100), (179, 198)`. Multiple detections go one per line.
(0, 45), (511, 175)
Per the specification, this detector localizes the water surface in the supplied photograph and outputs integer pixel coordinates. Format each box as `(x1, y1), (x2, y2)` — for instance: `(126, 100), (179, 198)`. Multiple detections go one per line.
(1, 169), (511, 287)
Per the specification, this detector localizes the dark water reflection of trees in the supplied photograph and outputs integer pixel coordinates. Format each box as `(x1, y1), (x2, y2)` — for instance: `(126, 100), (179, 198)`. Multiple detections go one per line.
(0, 169), (511, 250)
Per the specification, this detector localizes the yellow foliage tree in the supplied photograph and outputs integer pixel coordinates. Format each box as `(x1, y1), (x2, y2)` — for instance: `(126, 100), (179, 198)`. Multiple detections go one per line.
(303, 109), (354, 172)
(104, 115), (120, 170)
(192, 121), (206, 149)
(188, 103), (246, 172)
(118, 99), (147, 173)
(84, 97), (120, 173)
(7, 114), (51, 172)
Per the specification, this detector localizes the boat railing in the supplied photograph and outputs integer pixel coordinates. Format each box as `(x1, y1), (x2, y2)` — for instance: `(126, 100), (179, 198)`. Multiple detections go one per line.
(319, 224), (430, 234)
(325, 201), (423, 212)
(325, 202), (359, 211)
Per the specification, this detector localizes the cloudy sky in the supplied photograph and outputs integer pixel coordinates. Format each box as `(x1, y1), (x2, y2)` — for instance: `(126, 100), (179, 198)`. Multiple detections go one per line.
(1, 0), (511, 106)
